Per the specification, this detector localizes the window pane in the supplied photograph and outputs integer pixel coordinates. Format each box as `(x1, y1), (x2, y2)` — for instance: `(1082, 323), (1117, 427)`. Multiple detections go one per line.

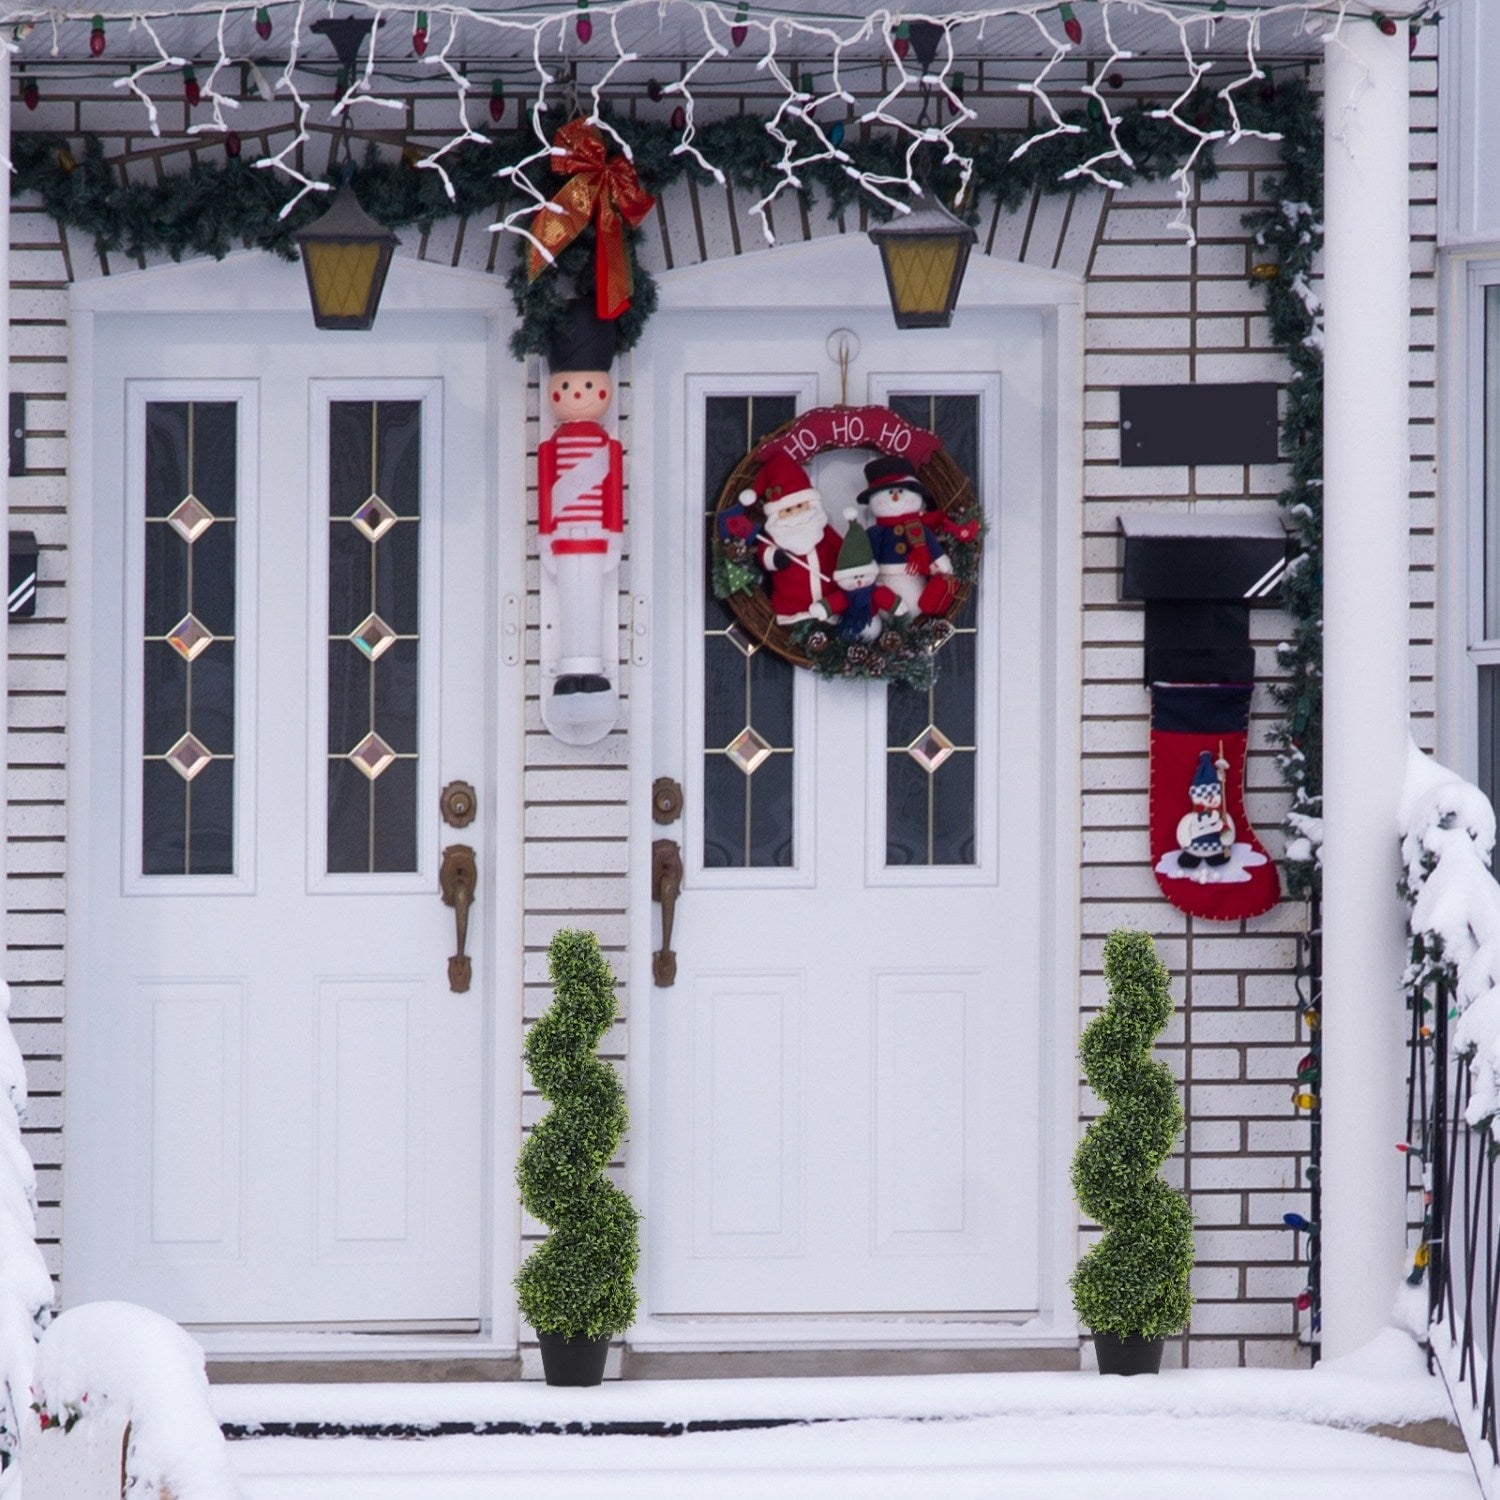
(1480, 666), (1500, 823)
(1487, 288), (1500, 639)
(142, 400), (236, 876)
(882, 392), (979, 867)
(327, 400), (421, 875)
(702, 393), (797, 869)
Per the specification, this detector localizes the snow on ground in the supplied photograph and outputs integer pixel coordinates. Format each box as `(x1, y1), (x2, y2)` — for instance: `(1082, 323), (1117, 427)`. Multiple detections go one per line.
(219, 1330), (1478, 1500)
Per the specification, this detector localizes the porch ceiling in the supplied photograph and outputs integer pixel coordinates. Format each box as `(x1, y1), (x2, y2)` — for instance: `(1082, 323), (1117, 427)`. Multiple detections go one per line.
(0, 1), (1356, 72)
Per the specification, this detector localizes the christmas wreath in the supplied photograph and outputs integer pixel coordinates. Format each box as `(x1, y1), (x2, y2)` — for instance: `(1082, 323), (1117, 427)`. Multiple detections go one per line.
(710, 404), (983, 687)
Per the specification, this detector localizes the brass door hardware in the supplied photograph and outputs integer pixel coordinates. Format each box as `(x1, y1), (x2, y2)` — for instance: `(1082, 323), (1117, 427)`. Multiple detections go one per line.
(439, 844), (477, 993)
(440, 780), (478, 828)
(651, 838), (683, 987)
(652, 776), (684, 825)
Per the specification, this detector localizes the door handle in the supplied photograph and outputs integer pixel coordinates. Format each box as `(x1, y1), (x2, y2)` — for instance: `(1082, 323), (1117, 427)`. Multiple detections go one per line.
(652, 838), (683, 988)
(439, 844), (477, 993)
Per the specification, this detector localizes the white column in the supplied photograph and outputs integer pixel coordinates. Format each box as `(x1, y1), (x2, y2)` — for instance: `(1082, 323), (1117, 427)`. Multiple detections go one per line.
(1319, 17), (1413, 1359)
(0, 50), (11, 981)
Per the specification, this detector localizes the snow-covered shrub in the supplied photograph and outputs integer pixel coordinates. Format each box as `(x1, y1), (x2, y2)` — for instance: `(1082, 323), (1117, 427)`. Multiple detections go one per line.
(1399, 742), (1500, 1129)
(0, 978), (54, 1495)
(31, 1302), (239, 1498)
(1071, 929), (1194, 1340)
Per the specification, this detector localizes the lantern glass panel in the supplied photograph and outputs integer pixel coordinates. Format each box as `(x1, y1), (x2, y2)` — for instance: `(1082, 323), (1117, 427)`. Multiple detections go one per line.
(303, 240), (390, 329)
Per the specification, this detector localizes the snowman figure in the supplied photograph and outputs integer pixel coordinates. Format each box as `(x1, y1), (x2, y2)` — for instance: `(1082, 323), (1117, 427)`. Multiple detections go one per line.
(1176, 749), (1235, 875)
(856, 455), (958, 619)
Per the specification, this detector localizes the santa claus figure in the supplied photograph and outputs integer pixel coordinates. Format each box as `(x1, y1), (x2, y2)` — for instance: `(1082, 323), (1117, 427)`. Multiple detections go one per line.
(857, 455), (958, 619)
(831, 507), (906, 641)
(538, 301), (622, 729)
(748, 453), (848, 626)
(1175, 750), (1235, 870)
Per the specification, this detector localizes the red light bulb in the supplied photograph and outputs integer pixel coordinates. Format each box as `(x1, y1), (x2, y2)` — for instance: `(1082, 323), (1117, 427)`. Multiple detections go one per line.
(89, 15), (105, 56)
(489, 80), (505, 123)
(255, 7), (272, 41)
(1061, 3), (1082, 45)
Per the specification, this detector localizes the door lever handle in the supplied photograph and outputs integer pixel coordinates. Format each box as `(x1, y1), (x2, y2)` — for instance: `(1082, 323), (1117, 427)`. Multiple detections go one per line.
(651, 838), (683, 987)
(439, 844), (477, 993)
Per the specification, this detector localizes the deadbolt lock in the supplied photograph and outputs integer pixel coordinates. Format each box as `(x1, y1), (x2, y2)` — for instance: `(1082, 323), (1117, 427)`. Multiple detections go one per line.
(441, 780), (478, 828)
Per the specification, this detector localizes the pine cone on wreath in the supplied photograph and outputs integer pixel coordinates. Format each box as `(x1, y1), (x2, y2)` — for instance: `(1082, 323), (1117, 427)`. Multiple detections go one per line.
(805, 630), (831, 656)
(878, 629), (903, 654)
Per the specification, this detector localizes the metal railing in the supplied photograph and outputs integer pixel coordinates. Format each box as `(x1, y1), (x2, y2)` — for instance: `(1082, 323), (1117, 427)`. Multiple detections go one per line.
(1409, 965), (1497, 1464)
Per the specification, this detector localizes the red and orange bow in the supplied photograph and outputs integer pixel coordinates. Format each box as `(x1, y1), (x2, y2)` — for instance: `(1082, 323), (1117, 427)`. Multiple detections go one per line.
(526, 119), (656, 321)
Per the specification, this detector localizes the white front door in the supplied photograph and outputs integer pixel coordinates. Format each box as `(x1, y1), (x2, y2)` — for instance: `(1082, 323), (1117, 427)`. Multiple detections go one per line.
(647, 307), (1050, 1317)
(69, 309), (492, 1326)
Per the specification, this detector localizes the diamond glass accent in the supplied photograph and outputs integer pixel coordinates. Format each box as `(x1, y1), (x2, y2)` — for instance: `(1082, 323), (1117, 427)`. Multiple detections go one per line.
(351, 493), (397, 542)
(165, 732), (213, 782)
(166, 612), (214, 662)
(725, 726), (773, 777)
(907, 725), (956, 775)
(350, 612), (397, 661)
(167, 493), (214, 543)
(349, 730), (397, 781)
(725, 621), (761, 658)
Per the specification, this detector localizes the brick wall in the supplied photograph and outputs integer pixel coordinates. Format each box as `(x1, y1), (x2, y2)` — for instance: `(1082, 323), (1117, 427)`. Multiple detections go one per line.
(4, 40), (1432, 1369)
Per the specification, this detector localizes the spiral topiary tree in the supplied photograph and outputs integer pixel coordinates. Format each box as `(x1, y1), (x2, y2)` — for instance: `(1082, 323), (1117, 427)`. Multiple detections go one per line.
(1071, 928), (1194, 1346)
(516, 929), (639, 1345)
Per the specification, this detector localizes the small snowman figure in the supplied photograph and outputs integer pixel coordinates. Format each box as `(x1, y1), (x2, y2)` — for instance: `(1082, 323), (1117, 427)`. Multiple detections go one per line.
(1176, 748), (1235, 877)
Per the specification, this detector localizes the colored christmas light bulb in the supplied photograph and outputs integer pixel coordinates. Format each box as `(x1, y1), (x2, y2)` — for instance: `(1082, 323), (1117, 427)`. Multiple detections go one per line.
(828, 120), (845, 148)
(1106, 72), (1124, 89)
(255, 7), (272, 41)
(1297, 1053), (1315, 1075)
(89, 15), (105, 56)
(1414, 1242), (1431, 1268)
(576, 0), (592, 44)
(670, 104), (686, 131)
(1282, 1213), (1314, 1232)
(1060, 4), (1082, 46)
(57, 147), (76, 173)
(1086, 95), (1102, 122)
(1293, 1090), (1317, 1109)
(1295, 1289), (1312, 1311)
(1396, 1141), (1422, 1157)
(731, 2), (748, 49)
(184, 65), (200, 108)
(412, 11), (429, 56)
(489, 79), (505, 123)
(1301, 1007), (1319, 1030)
(225, 131), (242, 158)
(1409, 23), (1421, 54)
(1373, 11), (1396, 36)
(894, 21), (910, 59)
(22, 78), (38, 112)
(646, 78), (664, 102)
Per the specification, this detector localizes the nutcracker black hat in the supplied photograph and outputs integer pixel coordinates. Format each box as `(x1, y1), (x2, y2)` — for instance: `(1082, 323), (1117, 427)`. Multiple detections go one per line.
(856, 454), (932, 507)
(547, 298), (617, 373)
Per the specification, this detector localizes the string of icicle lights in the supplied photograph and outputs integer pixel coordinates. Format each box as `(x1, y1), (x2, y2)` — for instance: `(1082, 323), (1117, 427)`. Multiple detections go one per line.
(3, 0), (1446, 249)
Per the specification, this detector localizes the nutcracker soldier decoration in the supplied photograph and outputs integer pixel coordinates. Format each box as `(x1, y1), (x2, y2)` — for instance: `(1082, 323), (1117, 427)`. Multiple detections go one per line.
(538, 300), (624, 745)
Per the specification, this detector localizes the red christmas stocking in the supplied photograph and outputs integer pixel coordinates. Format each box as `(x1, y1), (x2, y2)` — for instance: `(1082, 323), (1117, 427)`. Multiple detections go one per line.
(1148, 682), (1280, 923)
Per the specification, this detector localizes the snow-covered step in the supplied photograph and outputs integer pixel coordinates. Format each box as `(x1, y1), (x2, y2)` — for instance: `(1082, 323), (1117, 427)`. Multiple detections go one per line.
(229, 1414), (1475, 1500)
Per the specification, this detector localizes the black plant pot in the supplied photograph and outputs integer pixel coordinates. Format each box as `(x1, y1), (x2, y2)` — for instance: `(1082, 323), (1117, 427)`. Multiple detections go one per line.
(1093, 1331), (1165, 1376)
(537, 1330), (612, 1386)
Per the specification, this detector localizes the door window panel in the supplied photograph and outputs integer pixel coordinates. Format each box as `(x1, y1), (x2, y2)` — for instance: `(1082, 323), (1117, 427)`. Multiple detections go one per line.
(883, 393), (980, 867)
(702, 393), (797, 869)
(142, 400), (237, 875)
(326, 399), (422, 874)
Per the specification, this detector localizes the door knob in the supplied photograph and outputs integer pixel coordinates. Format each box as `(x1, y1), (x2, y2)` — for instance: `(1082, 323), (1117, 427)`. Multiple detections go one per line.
(439, 844), (477, 993)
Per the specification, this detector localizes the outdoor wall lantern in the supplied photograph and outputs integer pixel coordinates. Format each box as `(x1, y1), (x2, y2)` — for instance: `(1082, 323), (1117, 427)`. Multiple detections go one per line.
(295, 172), (399, 330)
(294, 16), (399, 331)
(867, 194), (977, 329)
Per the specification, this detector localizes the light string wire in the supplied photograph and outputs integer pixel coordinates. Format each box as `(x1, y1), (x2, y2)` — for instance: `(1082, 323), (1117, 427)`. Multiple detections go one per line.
(5, 0), (1442, 250)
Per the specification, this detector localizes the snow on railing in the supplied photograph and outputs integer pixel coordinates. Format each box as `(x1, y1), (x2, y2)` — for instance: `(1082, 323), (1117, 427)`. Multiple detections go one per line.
(1400, 744), (1500, 1127)
(27, 1303), (241, 1499)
